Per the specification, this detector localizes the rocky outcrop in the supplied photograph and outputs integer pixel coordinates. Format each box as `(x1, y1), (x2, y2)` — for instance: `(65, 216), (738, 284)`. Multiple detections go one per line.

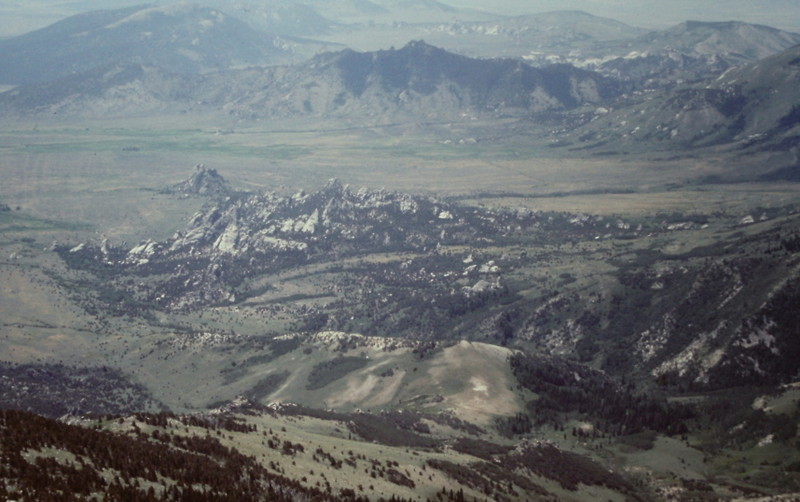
(60, 170), (641, 312)
(160, 178), (456, 265)
(169, 164), (230, 196)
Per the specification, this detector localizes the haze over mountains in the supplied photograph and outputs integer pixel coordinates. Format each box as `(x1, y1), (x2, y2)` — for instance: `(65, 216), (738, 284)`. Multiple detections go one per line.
(571, 43), (800, 158)
(0, 3), (311, 86)
(0, 41), (619, 123)
(3, 0), (800, 37)
(2, 2), (800, 172)
(5, 3), (800, 83)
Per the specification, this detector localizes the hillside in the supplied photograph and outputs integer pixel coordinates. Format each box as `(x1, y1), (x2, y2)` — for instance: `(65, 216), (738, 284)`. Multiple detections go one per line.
(632, 20), (800, 64)
(528, 20), (800, 90)
(0, 406), (656, 502)
(565, 43), (800, 168)
(0, 4), (304, 86)
(2, 166), (800, 500)
(0, 63), (202, 118)
(224, 1), (339, 36)
(51, 174), (800, 396)
(246, 40), (618, 118)
(0, 41), (619, 121)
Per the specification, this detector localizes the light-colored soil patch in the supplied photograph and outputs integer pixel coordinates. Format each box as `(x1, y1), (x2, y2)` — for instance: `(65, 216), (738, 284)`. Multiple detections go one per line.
(622, 436), (707, 481)
(425, 341), (521, 424)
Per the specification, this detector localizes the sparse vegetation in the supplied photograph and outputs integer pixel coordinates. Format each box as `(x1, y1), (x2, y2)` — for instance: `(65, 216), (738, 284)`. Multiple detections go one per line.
(2, 9), (800, 499)
(0, 363), (164, 417)
(306, 356), (370, 390)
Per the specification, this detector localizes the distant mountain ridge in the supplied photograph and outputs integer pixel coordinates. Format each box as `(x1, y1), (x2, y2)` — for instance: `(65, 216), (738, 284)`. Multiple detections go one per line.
(569, 42), (800, 162)
(635, 20), (800, 62)
(216, 1), (340, 36)
(0, 4), (305, 86)
(316, 9), (647, 57)
(0, 41), (619, 121)
(436, 10), (647, 52)
(588, 20), (800, 89)
(265, 40), (618, 117)
(0, 63), (199, 118)
(3, 3), (799, 91)
(2, 3), (799, 159)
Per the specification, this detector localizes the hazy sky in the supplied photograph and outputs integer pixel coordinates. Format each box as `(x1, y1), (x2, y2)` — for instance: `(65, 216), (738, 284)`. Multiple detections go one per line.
(1, 0), (799, 37)
(448, 0), (800, 30)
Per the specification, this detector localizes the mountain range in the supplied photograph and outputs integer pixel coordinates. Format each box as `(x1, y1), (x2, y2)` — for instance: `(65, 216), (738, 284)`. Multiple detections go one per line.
(584, 20), (800, 89)
(0, 3), (312, 86)
(308, 9), (648, 57)
(2, 5), (800, 171)
(0, 41), (618, 121)
(567, 43), (800, 165)
(4, 4), (800, 87)
(182, 0), (487, 32)
(1, 2), (799, 171)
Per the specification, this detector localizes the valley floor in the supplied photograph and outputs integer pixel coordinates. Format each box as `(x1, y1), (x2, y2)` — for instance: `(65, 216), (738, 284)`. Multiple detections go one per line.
(1, 119), (799, 501)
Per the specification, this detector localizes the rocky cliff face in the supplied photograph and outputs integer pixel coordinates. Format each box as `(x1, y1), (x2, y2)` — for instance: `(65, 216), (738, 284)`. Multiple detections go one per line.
(59, 173), (638, 312)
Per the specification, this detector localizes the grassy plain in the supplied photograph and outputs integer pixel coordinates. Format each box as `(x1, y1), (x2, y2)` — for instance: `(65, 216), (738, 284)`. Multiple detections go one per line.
(4, 117), (786, 202)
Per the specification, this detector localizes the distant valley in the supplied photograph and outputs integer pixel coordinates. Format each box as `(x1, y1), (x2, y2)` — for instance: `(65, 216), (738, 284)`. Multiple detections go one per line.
(2, 4), (800, 175)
